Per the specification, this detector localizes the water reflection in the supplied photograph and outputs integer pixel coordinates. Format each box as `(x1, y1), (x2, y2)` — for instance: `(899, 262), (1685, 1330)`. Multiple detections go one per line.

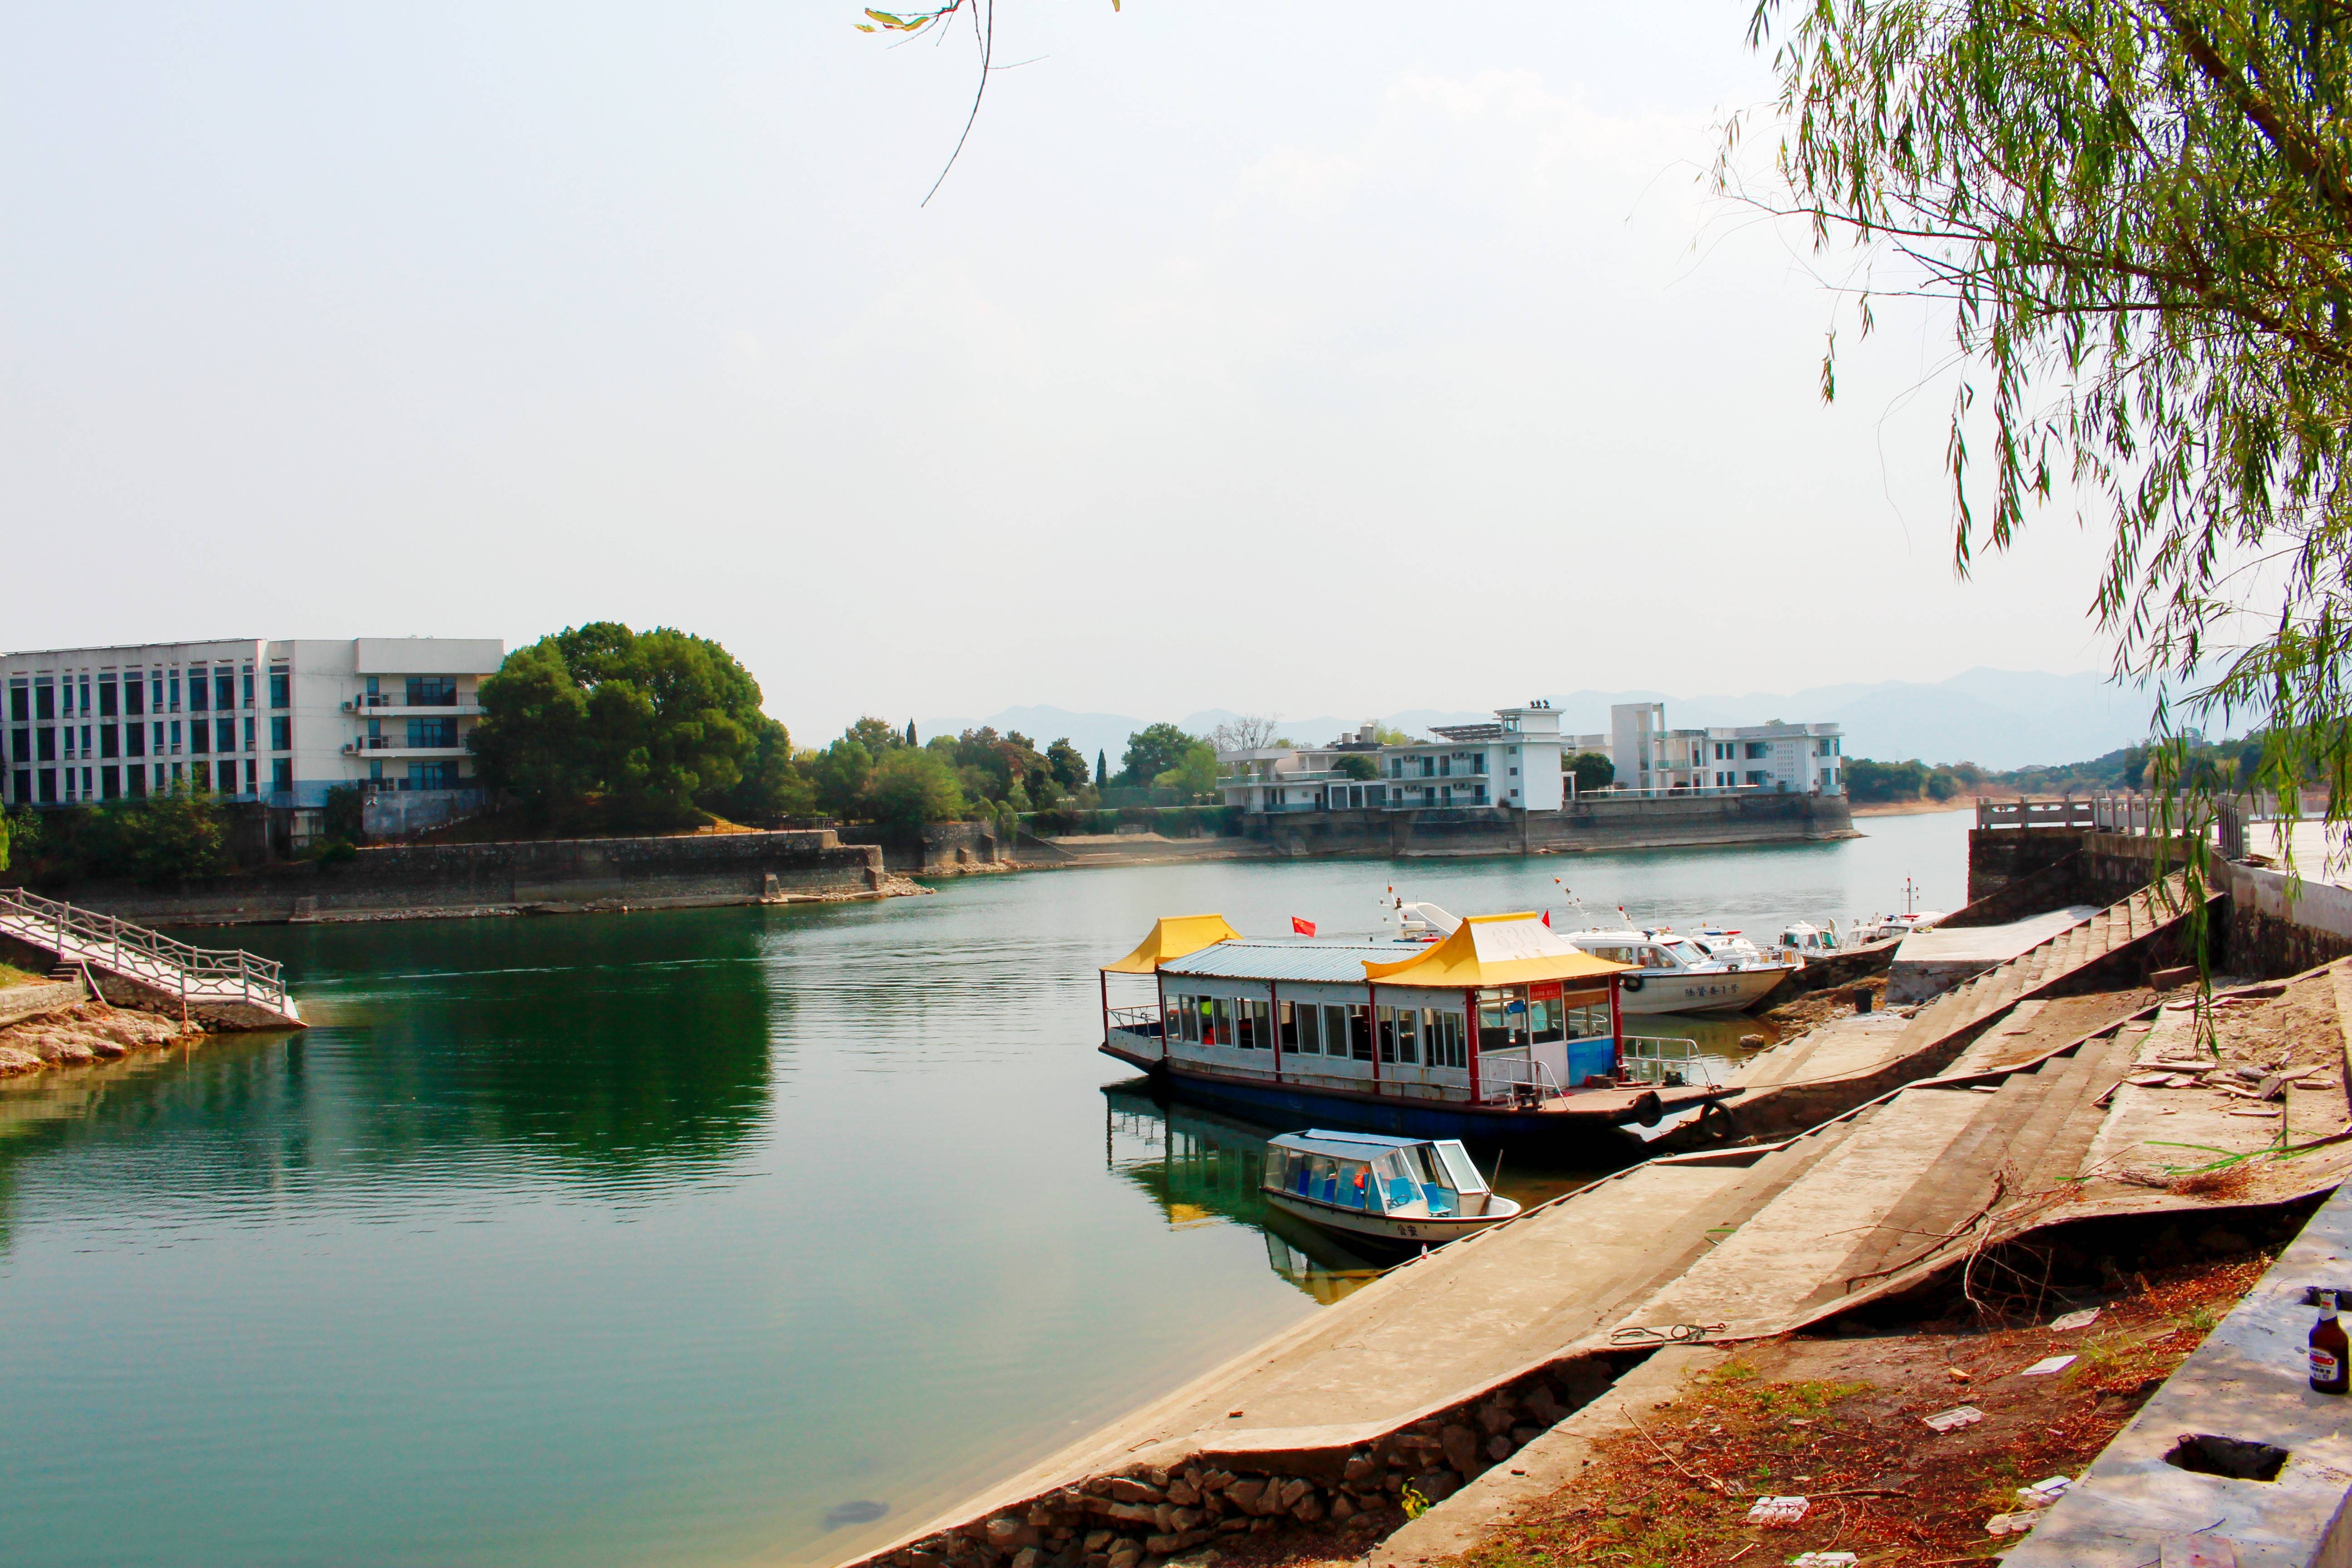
(0, 910), (783, 1243)
(1104, 1083), (1390, 1303)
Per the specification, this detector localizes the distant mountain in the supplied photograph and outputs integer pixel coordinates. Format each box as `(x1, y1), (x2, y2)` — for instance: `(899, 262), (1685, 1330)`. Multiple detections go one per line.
(919, 670), (2168, 778)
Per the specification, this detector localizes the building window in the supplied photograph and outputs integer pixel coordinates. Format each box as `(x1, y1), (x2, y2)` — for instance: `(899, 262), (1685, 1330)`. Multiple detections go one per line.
(1745, 741), (1770, 759)
(243, 717), (255, 751)
(191, 760), (210, 791)
(409, 761), (459, 790)
(100, 766), (120, 801)
(35, 727), (54, 763)
(216, 674), (235, 711)
(405, 676), (457, 707)
(8, 730), (24, 764)
(272, 758), (292, 794)
(99, 725), (118, 760)
(127, 766), (146, 799)
(271, 716), (290, 751)
(270, 668), (289, 708)
(244, 759), (258, 793)
(34, 681), (54, 722)
(98, 679), (117, 718)
(127, 725), (144, 759)
(407, 717), (458, 749)
(38, 768), (56, 803)
(6, 683), (24, 723)
(216, 718), (235, 753)
(242, 671), (255, 708)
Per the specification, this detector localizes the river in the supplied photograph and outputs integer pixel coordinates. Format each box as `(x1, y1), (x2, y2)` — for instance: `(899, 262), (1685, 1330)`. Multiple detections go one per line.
(0, 808), (1969, 1568)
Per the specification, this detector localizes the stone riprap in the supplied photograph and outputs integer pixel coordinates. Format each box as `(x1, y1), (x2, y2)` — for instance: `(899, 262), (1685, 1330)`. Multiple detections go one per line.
(0, 998), (204, 1078)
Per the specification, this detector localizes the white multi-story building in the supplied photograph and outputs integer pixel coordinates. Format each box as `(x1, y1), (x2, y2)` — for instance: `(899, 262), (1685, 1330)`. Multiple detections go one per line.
(1218, 704), (1567, 814)
(3, 637), (504, 810)
(1571, 702), (1844, 796)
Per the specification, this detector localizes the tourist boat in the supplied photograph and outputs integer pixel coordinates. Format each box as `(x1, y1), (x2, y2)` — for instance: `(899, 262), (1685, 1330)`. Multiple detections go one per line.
(1553, 927), (1797, 1015)
(1098, 911), (1740, 1148)
(1260, 1129), (1522, 1250)
(1774, 920), (1842, 957)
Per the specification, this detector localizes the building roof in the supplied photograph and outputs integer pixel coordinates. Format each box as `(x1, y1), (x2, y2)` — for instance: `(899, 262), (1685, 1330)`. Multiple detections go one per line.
(1364, 912), (1629, 986)
(1100, 915), (1245, 974)
(1156, 939), (1421, 984)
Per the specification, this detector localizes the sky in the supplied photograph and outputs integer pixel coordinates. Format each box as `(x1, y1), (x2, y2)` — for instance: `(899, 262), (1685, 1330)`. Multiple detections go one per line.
(0, 2), (2131, 745)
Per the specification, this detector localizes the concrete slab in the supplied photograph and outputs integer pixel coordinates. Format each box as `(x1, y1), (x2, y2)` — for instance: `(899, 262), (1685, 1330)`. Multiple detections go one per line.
(1369, 1344), (1728, 1566)
(2001, 1182), (2352, 1568)
(1886, 905), (2101, 1002)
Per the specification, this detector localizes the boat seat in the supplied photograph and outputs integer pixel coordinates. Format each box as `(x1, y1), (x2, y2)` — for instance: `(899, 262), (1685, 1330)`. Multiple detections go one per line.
(1422, 1183), (1458, 1216)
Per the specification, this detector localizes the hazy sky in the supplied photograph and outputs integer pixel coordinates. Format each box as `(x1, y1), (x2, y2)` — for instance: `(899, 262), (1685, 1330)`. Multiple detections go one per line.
(2, 2), (2129, 743)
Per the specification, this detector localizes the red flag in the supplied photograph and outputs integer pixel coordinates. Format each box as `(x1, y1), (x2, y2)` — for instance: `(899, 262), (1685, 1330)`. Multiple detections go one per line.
(1292, 916), (1316, 936)
(1541, 909), (1551, 927)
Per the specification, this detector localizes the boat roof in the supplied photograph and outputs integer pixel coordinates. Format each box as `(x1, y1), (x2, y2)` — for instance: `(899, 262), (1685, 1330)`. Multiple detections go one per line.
(1157, 939), (1417, 984)
(1269, 1128), (1429, 1157)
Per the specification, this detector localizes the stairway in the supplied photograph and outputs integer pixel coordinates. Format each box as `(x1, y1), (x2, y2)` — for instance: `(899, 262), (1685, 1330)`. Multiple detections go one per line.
(1885, 874), (2198, 1072)
(1608, 1020), (2153, 1339)
(0, 887), (302, 1030)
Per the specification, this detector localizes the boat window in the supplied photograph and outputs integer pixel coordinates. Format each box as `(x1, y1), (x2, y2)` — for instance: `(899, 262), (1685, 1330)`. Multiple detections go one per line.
(1348, 1006), (1372, 1062)
(1434, 1140), (1489, 1195)
(1209, 997), (1231, 1047)
(1325, 1004), (1348, 1058)
(1430, 1010), (1467, 1068)
(1563, 998), (1612, 1038)
(1177, 995), (1201, 1044)
(1291, 1003), (1318, 1054)
(1306, 1154), (1340, 1204)
(1337, 1159), (1371, 1210)
(1372, 1151), (1424, 1214)
(1664, 941), (1708, 965)
(1278, 1002), (1298, 1051)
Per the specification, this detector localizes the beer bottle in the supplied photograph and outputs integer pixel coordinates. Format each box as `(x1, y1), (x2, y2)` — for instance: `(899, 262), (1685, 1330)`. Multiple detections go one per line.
(2312, 1290), (2348, 1395)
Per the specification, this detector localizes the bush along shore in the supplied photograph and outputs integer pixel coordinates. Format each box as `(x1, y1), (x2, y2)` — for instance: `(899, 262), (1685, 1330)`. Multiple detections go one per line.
(0, 998), (207, 1078)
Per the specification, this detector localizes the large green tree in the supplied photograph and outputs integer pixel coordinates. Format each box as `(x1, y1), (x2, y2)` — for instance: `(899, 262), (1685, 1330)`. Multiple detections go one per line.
(471, 622), (785, 828)
(866, 747), (969, 830)
(1119, 723), (1198, 789)
(1747, 0), (2352, 818)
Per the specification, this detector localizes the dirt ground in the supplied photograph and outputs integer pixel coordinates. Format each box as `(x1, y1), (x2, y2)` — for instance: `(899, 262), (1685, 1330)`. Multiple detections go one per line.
(1171, 1245), (2283, 1568)
(1758, 975), (1890, 1044)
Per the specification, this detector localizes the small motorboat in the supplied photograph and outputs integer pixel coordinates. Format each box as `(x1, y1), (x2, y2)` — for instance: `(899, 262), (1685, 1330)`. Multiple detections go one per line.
(1261, 1129), (1522, 1250)
(1556, 926), (1798, 1014)
(1691, 925), (1766, 963)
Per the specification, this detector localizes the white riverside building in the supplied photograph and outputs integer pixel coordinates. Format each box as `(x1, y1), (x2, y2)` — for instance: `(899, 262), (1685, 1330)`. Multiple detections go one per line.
(3, 637), (504, 811)
(1218, 701), (1845, 815)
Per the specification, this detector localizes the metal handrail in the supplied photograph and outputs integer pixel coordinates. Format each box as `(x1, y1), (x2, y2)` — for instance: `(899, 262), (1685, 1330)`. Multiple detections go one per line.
(1621, 1034), (1715, 1087)
(1477, 1054), (1565, 1102)
(0, 886), (287, 1010)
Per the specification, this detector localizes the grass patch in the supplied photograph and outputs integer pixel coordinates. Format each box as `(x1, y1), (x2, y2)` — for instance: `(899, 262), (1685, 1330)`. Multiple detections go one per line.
(0, 961), (46, 989)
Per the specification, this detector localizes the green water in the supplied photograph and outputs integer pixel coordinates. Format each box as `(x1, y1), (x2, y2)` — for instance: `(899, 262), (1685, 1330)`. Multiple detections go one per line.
(0, 811), (1969, 1568)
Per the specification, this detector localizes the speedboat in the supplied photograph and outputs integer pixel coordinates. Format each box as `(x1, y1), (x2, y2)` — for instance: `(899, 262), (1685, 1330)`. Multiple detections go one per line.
(1775, 920), (1844, 957)
(1557, 927), (1797, 1014)
(1690, 925), (1766, 963)
(1853, 910), (1945, 944)
(1260, 1129), (1521, 1250)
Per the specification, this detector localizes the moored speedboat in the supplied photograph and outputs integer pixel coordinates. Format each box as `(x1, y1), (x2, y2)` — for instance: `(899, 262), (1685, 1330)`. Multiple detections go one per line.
(1555, 927), (1797, 1014)
(1261, 1129), (1521, 1250)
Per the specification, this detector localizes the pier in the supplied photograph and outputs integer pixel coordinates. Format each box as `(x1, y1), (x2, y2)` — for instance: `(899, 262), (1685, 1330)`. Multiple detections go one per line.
(0, 887), (301, 1029)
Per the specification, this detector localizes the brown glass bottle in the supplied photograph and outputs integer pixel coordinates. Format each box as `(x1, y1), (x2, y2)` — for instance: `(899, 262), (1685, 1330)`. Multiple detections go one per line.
(2312, 1290), (2349, 1394)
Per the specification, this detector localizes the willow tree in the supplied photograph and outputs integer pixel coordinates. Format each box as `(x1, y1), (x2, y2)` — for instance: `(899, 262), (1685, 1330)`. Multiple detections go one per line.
(1743, 0), (2352, 837)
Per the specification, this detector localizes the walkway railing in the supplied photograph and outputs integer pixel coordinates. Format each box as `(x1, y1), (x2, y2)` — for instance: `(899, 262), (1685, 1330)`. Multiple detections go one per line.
(1621, 1035), (1715, 1087)
(1477, 1054), (1565, 1103)
(0, 887), (289, 1015)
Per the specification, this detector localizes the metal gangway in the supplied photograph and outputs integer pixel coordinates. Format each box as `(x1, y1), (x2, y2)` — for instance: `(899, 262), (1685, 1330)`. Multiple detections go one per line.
(0, 887), (302, 1029)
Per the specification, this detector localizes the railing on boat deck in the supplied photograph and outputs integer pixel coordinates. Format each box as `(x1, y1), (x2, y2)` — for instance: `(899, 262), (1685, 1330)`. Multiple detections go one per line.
(1476, 1054), (1565, 1104)
(1106, 1005), (1166, 1059)
(1620, 1035), (1714, 1087)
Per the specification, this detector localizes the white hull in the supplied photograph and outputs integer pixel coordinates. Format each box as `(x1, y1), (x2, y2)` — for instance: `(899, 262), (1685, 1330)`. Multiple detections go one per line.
(1261, 1188), (1522, 1248)
(1614, 964), (1793, 1015)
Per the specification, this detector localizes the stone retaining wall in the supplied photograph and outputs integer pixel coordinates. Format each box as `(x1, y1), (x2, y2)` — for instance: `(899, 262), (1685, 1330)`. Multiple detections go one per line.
(850, 1350), (1643, 1568)
(838, 822), (1004, 875)
(0, 979), (82, 1028)
(20, 829), (889, 926)
(1249, 794), (1854, 860)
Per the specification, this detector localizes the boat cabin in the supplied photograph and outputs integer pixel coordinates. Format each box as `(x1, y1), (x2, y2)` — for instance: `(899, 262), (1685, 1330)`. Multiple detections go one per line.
(1266, 1130), (1499, 1219)
(1099, 911), (1629, 1107)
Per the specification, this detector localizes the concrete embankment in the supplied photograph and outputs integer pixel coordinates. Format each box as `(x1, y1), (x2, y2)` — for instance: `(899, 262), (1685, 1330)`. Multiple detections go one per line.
(23, 828), (913, 927)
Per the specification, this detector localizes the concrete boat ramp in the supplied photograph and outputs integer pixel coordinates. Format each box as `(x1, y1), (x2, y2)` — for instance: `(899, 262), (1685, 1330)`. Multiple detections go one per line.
(843, 877), (2342, 1568)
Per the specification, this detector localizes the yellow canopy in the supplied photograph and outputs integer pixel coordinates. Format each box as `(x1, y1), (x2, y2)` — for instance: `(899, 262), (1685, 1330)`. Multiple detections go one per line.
(1101, 914), (1245, 974)
(1362, 912), (1628, 987)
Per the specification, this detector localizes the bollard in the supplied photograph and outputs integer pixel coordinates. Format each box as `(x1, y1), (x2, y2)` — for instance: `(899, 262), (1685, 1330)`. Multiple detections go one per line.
(1851, 985), (1874, 1014)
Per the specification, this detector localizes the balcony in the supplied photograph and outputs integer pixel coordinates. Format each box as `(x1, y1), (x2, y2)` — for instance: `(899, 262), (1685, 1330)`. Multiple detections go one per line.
(343, 698), (482, 717)
(343, 739), (469, 759)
